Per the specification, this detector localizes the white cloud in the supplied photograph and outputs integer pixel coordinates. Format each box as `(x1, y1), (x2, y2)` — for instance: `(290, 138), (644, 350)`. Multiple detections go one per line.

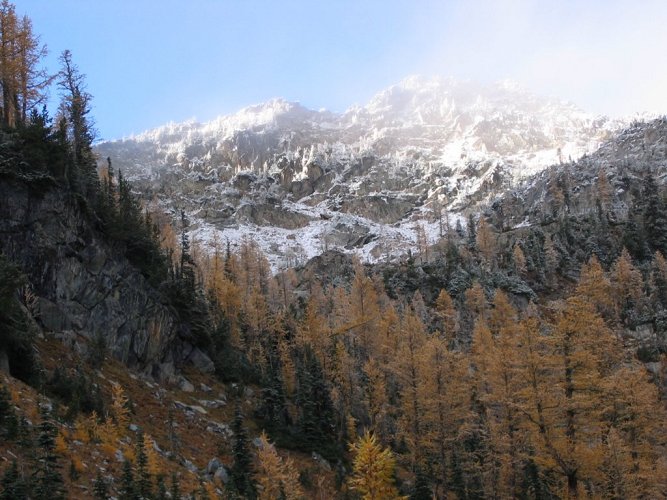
(406, 0), (667, 116)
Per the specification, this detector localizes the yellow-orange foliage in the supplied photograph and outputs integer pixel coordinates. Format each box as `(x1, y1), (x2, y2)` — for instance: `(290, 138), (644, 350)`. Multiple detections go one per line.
(255, 432), (304, 500)
(434, 288), (457, 342)
(349, 432), (403, 500)
(576, 255), (615, 320)
(144, 433), (162, 476)
(55, 432), (68, 454)
(513, 244), (527, 275)
(110, 383), (130, 432)
(611, 248), (644, 321)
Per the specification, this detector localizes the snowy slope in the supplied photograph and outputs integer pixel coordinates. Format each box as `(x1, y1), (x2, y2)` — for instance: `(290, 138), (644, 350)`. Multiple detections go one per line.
(95, 76), (628, 269)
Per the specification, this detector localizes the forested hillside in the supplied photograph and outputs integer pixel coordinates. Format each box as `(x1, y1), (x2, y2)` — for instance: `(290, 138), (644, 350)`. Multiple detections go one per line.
(0, 1), (666, 499)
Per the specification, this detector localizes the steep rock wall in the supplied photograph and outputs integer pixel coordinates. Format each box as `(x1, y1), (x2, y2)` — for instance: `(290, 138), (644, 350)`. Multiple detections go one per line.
(0, 178), (183, 380)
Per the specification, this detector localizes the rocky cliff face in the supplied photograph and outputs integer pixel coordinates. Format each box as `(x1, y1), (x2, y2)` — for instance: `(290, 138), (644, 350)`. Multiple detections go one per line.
(0, 178), (200, 380)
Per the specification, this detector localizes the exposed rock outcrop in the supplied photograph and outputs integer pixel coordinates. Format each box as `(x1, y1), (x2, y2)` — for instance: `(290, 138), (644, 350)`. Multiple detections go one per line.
(0, 178), (202, 380)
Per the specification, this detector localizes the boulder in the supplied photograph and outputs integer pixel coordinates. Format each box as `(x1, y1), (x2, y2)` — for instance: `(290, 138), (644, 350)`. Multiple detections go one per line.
(311, 451), (332, 471)
(178, 377), (195, 392)
(214, 465), (230, 485)
(188, 348), (215, 374)
(207, 458), (221, 475)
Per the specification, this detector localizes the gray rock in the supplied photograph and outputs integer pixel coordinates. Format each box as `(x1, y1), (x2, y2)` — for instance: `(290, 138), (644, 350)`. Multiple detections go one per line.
(189, 405), (208, 415)
(311, 451), (332, 471)
(115, 449), (125, 462)
(179, 377), (195, 392)
(200, 383), (212, 392)
(206, 421), (233, 438)
(252, 437), (264, 449)
(129, 424), (139, 432)
(214, 465), (229, 485)
(174, 400), (208, 416)
(188, 347), (215, 374)
(183, 459), (198, 473)
(198, 399), (226, 409)
(645, 362), (661, 376)
(207, 457), (221, 475)
(0, 179), (184, 375)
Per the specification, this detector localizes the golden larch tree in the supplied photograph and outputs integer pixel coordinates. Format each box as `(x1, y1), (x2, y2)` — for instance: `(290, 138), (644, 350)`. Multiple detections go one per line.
(610, 248), (644, 323)
(434, 288), (457, 343)
(576, 255), (615, 321)
(349, 432), (403, 500)
(475, 216), (496, 265)
(255, 432), (304, 500)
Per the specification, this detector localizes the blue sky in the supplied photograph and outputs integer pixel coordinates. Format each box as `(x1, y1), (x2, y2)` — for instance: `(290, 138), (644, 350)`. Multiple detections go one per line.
(19, 0), (667, 140)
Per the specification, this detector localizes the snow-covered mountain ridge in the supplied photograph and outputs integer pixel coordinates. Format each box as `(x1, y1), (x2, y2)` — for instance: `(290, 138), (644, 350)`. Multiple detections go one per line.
(95, 76), (633, 268)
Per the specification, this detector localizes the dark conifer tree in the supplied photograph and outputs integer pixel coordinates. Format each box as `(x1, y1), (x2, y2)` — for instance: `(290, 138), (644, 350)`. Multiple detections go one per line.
(623, 202), (648, 261)
(411, 465), (433, 500)
(34, 406), (65, 500)
(642, 174), (667, 256)
(0, 460), (28, 500)
(16, 416), (32, 448)
(0, 460), (27, 500)
(93, 471), (109, 500)
(135, 430), (152, 499)
(295, 346), (336, 450)
(258, 341), (289, 432)
(229, 404), (255, 499)
(169, 473), (181, 500)
(58, 49), (98, 199)
(0, 385), (17, 439)
(652, 255), (667, 310)
(119, 459), (137, 500)
(0, 255), (38, 384)
(467, 214), (477, 249)
(68, 459), (79, 481)
(518, 459), (554, 500)
(155, 475), (167, 500)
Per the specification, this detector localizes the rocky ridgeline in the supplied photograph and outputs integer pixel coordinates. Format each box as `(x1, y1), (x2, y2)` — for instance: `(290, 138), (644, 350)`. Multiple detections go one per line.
(96, 77), (623, 268)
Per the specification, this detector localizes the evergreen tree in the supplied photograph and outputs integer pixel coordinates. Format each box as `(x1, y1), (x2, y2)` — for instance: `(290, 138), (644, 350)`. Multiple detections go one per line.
(651, 252), (667, 310)
(230, 404), (255, 499)
(410, 466), (432, 500)
(135, 429), (152, 499)
(57, 49), (97, 198)
(119, 460), (137, 500)
(68, 459), (79, 481)
(642, 174), (667, 256)
(169, 473), (181, 500)
(93, 471), (109, 500)
(258, 342), (289, 432)
(0, 460), (27, 500)
(0, 255), (38, 384)
(155, 475), (167, 500)
(466, 213), (477, 249)
(517, 459), (553, 500)
(295, 346), (336, 450)
(0, 385), (17, 439)
(623, 201), (648, 261)
(33, 406), (65, 500)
